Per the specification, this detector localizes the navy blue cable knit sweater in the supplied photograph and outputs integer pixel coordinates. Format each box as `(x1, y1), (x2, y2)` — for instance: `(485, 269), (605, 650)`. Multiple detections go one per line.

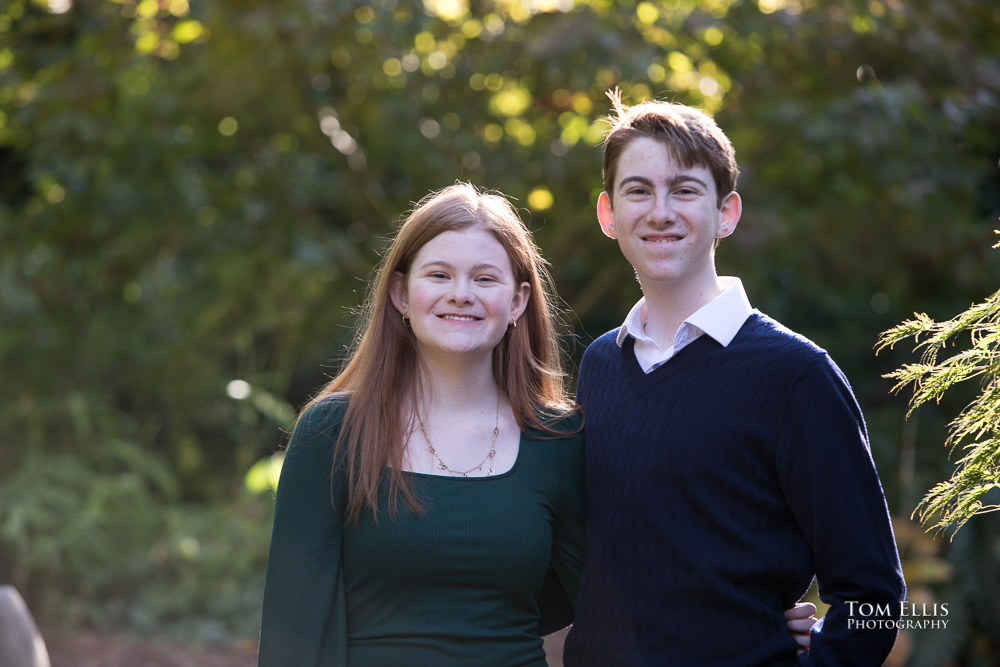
(564, 312), (904, 666)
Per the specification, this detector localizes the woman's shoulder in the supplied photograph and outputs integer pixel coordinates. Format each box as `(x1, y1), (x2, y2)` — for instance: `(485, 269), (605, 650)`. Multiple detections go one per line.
(521, 406), (585, 485)
(523, 406), (584, 460)
(289, 392), (352, 446)
(522, 404), (583, 441)
(299, 392), (350, 420)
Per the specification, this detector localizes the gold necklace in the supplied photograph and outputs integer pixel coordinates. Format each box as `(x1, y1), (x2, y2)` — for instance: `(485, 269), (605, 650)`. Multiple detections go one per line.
(416, 396), (500, 477)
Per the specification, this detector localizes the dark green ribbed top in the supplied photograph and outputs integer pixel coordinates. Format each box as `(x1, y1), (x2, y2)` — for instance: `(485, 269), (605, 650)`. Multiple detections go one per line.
(258, 397), (586, 667)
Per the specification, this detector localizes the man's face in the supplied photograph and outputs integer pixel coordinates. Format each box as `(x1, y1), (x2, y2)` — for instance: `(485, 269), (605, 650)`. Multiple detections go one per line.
(597, 136), (740, 293)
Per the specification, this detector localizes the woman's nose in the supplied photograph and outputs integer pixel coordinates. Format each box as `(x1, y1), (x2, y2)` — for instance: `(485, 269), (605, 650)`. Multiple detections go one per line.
(447, 279), (474, 304)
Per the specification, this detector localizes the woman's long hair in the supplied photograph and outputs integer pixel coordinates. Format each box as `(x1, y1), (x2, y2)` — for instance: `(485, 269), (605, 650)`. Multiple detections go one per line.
(302, 182), (575, 524)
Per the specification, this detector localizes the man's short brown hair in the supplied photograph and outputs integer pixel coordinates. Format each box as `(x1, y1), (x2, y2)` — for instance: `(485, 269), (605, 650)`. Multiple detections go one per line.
(601, 90), (739, 207)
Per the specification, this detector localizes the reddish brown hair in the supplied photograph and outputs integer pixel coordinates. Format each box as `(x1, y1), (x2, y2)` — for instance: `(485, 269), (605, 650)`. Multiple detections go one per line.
(602, 89), (739, 207)
(302, 183), (575, 524)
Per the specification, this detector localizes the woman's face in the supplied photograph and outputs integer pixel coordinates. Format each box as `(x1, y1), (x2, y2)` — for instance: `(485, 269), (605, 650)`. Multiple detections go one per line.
(390, 227), (530, 363)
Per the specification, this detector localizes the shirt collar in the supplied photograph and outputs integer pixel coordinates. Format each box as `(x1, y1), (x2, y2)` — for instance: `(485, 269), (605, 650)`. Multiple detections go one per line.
(615, 277), (753, 348)
(616, 298), (650, 347)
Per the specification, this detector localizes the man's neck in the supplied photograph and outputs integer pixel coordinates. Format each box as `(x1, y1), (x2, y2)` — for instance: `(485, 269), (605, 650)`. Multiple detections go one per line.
(640, 275), (725, 348)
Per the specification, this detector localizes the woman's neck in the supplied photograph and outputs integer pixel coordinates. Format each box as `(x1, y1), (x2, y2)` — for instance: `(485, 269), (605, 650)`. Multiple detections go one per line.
(416, 352), (499, 415)
(401, 350), (521, 477)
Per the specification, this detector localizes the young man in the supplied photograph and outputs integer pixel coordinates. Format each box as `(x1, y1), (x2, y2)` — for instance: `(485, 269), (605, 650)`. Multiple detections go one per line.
(562, 94), (906, 665)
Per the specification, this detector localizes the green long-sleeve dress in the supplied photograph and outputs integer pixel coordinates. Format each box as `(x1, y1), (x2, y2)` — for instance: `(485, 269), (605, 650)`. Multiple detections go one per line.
(257, 397), (586, 667)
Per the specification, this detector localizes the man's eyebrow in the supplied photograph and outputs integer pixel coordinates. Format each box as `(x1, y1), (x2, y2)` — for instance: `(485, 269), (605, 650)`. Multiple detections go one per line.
(617, 174), (710, 191)
(669, 174), (710, 189)
(616, 175), (654, 191)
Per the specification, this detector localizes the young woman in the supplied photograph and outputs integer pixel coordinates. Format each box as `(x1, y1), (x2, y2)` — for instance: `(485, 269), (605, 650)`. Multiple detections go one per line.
(257, 183), (814, 666)
(258, 183), (585, 666)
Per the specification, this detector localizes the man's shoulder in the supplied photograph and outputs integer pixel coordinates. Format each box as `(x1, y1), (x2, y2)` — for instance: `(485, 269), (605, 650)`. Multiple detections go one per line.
(587, 327), (621, 352)
(730, 312), (848, 386)
(576, 329), (628, 395)
(579, 328), (624, 372)
(740, 312), (828, 360)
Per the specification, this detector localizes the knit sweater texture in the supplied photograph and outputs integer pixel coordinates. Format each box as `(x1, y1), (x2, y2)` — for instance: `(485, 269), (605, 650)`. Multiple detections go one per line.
(257, 397), (586, 667)
(563, 312), (905, 666)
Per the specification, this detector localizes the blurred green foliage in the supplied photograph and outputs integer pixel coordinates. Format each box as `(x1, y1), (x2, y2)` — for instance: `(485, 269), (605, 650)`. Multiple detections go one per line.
(0, 435), (272, 642)
(2, 0), (999, 658)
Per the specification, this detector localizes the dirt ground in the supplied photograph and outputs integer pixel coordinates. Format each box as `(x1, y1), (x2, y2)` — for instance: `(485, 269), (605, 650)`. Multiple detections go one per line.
(45, 629), (569, 667)
(46, 632), (257, 667)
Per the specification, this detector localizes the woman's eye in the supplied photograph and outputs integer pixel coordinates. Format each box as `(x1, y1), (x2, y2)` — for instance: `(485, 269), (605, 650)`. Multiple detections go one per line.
(476, 275), (498, 283)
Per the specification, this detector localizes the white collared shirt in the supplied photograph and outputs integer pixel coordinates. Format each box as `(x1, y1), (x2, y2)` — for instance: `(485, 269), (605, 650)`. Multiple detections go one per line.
(615, 277), (753, 373)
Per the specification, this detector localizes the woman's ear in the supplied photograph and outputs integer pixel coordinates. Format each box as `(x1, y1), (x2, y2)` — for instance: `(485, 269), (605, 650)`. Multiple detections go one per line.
(388, 271), (408, 317)
(510, 282), (530, 323)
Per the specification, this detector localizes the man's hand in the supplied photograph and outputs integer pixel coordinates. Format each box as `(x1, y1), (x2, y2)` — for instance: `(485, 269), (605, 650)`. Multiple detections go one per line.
(785, 602), (818, 654)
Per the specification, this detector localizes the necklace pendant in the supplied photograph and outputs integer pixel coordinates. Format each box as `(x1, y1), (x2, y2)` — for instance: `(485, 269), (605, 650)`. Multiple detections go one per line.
(416, 395), (501, 479)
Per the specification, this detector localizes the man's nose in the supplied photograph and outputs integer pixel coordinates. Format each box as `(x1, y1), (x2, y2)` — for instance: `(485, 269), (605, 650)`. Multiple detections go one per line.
(650, 194), (676, 225)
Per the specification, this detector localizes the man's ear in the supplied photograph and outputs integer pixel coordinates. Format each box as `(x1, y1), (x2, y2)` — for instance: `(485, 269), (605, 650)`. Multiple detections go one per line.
(388, 271), (408, 316)
(716, 191), (742, 239)
(597, 191), (617, 239)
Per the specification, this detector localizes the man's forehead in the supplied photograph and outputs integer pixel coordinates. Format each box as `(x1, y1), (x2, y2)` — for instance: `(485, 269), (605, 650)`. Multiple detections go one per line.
(615, 138), (705, 169)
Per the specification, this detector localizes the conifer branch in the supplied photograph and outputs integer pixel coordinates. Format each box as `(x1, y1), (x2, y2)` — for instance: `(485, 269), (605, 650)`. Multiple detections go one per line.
(877, 262), (1000, 534)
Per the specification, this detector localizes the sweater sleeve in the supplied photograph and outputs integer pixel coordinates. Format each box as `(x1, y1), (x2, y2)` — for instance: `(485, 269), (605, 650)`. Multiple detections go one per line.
(545, 428), (588, 633)
(774, 355), (905, 666)
(536, 425), (588, 636)
(552, 429), (587, 609)
(257, 400), (348, 667)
